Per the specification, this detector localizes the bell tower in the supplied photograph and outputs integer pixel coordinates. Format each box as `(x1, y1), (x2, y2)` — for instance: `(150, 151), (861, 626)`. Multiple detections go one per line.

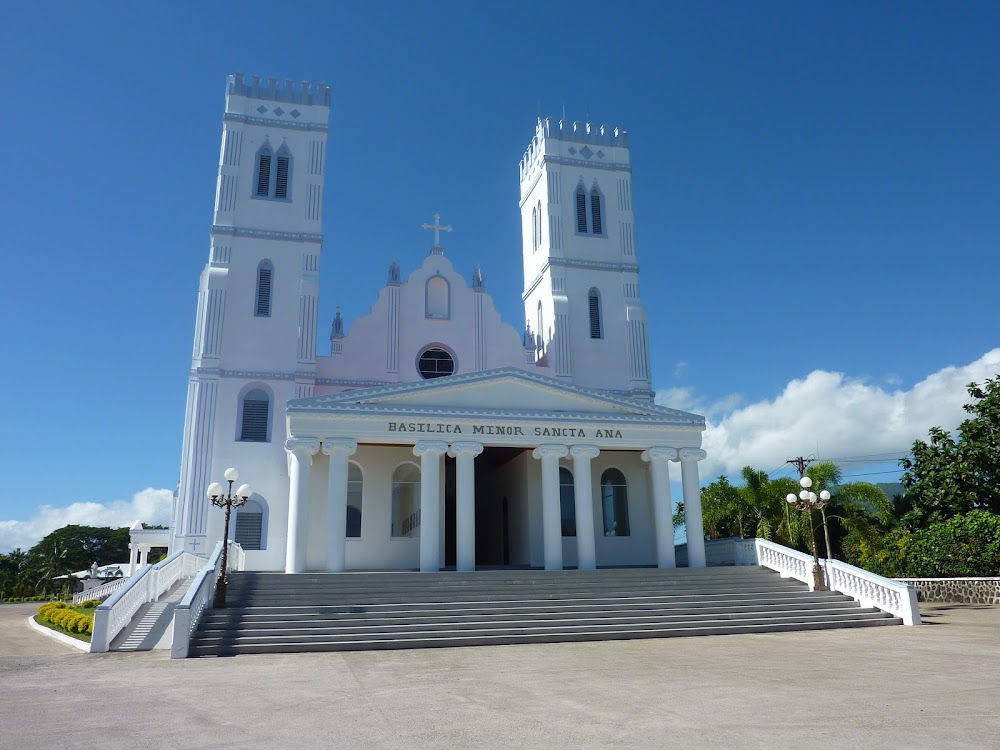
(173, 74), (332, 555)
(519, 118), (652, 398)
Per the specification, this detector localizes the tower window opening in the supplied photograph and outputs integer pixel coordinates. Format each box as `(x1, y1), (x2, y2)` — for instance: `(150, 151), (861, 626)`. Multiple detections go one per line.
(575, 187), (588, 233)
(417, 347), (455, 379)
(255, 149), (272, 197)
(274, 154), (290, 198)
(255, 260), (273, 317)
(588, 288), (602, 339)
(590, 189), (603, 234)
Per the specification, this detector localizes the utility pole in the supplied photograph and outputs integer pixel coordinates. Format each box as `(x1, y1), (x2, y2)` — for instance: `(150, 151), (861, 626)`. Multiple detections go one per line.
(787, 456), (814, 478)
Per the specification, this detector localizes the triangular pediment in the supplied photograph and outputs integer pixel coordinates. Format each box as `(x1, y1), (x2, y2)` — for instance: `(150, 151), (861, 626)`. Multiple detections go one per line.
(289, 368), (704, 426)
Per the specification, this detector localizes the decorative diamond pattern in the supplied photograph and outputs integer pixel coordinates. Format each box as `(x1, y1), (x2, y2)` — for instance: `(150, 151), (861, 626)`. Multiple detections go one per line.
(567, 146), (577, 155)
(596, 150), (605, 159)
(257, 105), (268, 114)
(580, 146), (594, 159)
(273, 107), (285, 116)
(290, 109), (301, 118)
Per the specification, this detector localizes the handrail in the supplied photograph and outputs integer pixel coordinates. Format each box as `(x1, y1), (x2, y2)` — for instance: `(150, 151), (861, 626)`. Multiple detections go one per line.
(171, 542), (225, 659)
(90, 549), (204, 653)
(72, 576), (128, 605)
(726, 537), (920, 626)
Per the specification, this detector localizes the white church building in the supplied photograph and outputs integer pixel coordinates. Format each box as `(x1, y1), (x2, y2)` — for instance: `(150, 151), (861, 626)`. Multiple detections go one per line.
(170, 73), (709, 575)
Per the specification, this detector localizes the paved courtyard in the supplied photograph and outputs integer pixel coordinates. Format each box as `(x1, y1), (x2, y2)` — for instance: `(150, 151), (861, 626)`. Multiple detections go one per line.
(2, 602), (997, 749)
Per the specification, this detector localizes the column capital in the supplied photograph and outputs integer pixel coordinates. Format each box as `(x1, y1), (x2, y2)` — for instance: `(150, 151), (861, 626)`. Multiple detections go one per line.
(532, 444), (569, 460)
(322, 438), (358, 456)
(413, 440), (449, 457)
(448, 441), (484, 458)
(677, 448), (707, 462)
(285, 437), (321, 456)
(570, 444), (600, 460)
(642, 447), (678, 463)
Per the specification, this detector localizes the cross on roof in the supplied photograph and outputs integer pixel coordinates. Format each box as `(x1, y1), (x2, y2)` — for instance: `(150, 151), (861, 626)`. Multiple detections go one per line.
(421, 212), (452, 248)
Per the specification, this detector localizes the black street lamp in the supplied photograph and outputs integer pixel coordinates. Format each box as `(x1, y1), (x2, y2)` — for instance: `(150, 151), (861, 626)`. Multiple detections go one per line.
(785, 476), (831, 592)
(207, 468), (252, 609)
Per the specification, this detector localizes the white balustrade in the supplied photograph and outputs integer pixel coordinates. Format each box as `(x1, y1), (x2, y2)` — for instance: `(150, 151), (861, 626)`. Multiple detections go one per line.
(90, 549), (207, 653)
(171, 542), (225, 659)
(709, 537), (921, 626)
(72, 577), (128, 605)
(825, 558), (921, 625)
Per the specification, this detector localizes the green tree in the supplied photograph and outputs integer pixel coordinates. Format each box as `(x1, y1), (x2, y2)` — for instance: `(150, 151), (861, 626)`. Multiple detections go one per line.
(900, 377), (1000, 527)
(26, 525), (130, 577)
(676, 468), (801, 547)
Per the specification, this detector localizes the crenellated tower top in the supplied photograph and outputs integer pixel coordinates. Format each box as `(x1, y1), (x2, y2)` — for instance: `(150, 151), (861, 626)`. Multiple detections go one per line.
(226, 72), (332, 108)
(519, 117), (629, 183)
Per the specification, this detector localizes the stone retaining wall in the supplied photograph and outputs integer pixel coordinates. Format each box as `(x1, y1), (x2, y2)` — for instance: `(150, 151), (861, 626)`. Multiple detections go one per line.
(897, 578), (1000, 605)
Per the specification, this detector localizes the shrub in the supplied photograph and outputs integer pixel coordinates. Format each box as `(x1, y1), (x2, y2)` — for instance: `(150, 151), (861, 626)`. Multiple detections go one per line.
(79, 600), (101, 609)
(904, 510), (1000, 577)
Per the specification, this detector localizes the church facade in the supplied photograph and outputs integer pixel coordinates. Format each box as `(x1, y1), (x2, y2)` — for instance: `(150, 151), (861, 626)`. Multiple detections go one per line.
(170, 73), (708, 573)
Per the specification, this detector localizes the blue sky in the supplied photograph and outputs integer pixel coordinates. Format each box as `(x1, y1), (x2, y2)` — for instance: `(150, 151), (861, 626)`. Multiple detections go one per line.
(0, 1), (997, 550)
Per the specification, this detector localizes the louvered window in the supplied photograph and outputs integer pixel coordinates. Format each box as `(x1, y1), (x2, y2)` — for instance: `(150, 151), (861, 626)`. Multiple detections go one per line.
(256, 151), (271, 197)
(588, 288), (602, 339)
(575, 188), (588, 232)
(274, 155), (290, 198)
(235, 500), (263, 550)
(590, 189), (602, 234)
(240, 390), (270, 442)
(255, 261), (273, 317)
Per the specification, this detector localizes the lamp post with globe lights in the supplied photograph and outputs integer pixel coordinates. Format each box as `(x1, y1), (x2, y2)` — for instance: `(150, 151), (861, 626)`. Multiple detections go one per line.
(785, 476), (831, 591)
(207, 468), (252, 609)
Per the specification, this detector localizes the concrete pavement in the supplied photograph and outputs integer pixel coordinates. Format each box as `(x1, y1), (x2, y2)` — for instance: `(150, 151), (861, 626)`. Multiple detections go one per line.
(1, 602), (997, 749)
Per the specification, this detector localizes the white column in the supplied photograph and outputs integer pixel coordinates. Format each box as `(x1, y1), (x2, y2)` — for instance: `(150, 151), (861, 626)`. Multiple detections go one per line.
(532, 444), (569, 571)
(322, 438), (358, 573)
(414, 441), (448, 572)
(642, 447), (678, 569)
(569, 445), (599, 570)
(138, 545), (149, 568)
(679, 448), (708, 569)
(128, 544), (136, 576)
(285, 438), (320, 574)
(448, 442), (484, 572)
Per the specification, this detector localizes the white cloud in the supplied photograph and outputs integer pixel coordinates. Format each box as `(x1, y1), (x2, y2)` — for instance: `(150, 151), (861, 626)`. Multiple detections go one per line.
(658, 349), (1000, 478)
(0, 488), (173, 554)
(673, 361), (689, 379)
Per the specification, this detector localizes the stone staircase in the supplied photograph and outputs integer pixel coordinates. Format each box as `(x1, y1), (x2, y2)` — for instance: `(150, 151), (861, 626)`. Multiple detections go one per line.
(187, 567), (901, 657)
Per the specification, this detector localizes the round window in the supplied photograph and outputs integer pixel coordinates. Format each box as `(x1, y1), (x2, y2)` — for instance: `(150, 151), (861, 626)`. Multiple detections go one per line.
(417, 347), (455, 379)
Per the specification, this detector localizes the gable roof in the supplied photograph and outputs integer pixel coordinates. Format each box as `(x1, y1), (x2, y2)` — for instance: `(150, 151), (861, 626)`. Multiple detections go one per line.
(289, 367), (705, 427)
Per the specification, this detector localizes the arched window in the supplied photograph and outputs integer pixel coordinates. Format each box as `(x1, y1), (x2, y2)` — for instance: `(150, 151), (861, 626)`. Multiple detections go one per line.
(588, 288), (602, 339)
(532, 206), (538, 253)
(347, 463), (363, 538)
(601, 468), (630, 537)
(590, 187), (603, 235)
(235, 497), (265, 550)
(575, 184), (588, 233)
(391, 463), (421, 538)
(239, 388), (270, 442)
(536, 301), (543, 349)
(425, 275), (450, 319)
(559, 467), (576, 537)
(536, 199), (542, 249)
(274, 146), (292, 199)
(255, 145), (272, 197)
(255, 260), (273, 317)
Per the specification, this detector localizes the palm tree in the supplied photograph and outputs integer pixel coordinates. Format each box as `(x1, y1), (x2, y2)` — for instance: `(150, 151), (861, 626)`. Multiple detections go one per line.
(806, 461), (892, 560)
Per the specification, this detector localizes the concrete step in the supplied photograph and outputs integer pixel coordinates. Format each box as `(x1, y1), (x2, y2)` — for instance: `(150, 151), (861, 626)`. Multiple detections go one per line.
(187, 566), (902, 657)
(188, 613), (902, 656)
